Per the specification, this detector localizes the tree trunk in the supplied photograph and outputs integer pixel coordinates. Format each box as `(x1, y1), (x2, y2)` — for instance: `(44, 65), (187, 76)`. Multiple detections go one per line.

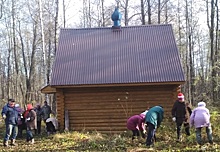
(215, 0), (219, 101)
(101, 0), (105, 27)
(63, 0), (66, 28)
(124, 0), (129, 26)
(12, 0), (19, 100)
(55, 0), (59, 54)
(208, 0), (216, 102)
(140, 0), (145, 25)
(147, 0), (151, 24)
(158, 0), (161, 24)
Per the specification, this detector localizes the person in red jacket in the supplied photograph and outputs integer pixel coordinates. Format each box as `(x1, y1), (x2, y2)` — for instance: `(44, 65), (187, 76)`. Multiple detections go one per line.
(24, 104), (37, 144)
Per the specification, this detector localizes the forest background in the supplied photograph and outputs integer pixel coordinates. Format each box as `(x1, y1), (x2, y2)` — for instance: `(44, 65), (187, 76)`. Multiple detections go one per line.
(0, 0), (219, 110)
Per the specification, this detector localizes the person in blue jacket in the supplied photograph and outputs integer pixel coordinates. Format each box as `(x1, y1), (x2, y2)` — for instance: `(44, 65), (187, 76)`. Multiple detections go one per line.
(145, 106), (164, 147)
(1, 99), (18, 147)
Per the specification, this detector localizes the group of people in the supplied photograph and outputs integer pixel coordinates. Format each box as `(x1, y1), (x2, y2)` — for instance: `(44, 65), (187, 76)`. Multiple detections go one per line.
(126, 92), (213, 148)
(172, 93), (213, 145)
(1, 99), (54, 147)
(126, 105), (164, 147)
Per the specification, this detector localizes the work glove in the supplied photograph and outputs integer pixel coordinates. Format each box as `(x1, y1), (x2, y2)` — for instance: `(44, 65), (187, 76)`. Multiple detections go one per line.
(172, 117), (176, 122)
(26, 117), (30, 121)
(143, 130), (147, 134)
(2, 114), (6, 119)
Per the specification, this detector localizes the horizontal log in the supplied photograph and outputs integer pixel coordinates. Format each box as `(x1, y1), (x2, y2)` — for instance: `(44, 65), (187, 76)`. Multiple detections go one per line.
(69, 117), (127, 123)
(64, 103), (172, 109)
(63, 85), (175, 92)
(70, 125), (127, 130)
(64, 94), (173, 100)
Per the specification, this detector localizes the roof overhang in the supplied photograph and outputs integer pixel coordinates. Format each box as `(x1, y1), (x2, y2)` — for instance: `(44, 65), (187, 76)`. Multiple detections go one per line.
(41, 85), (56, 94)
(50, 81), (186, 88)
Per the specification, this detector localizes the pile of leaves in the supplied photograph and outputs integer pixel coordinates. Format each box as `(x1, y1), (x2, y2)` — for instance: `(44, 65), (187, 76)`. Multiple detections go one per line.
(0, 110), (219, 152)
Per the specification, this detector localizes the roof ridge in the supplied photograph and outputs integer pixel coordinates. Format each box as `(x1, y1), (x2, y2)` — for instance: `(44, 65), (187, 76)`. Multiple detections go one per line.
(60, 24), (172, 31)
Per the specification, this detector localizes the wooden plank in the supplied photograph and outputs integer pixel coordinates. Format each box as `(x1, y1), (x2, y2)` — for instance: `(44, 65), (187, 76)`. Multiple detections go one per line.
(41, 85), (56, 94)
(56, 89), (65, 130)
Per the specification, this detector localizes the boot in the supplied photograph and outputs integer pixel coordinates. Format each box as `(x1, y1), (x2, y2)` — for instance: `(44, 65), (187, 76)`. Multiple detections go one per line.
(3, 140), (8, 147)
(11, 139), (17, 146)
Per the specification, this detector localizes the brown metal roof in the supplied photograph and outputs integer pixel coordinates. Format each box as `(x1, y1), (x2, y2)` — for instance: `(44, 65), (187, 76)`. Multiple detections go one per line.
(51, 24), (185, 86)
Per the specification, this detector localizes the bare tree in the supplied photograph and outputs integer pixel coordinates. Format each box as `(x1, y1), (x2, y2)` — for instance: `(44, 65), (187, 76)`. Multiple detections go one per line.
(140, 0), (145, 25)
(0, 0), (5, 19)
(63, 0), (66, 28)
(207, 0), (217, 102)
(147, 0), (151, 24)
(55, 0), (59, 54)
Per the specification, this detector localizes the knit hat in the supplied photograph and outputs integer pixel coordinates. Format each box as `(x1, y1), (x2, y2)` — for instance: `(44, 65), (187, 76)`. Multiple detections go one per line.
(15, 104), (19, 108)
(198, 101), (206, 107)
(177, 93), (184, 99)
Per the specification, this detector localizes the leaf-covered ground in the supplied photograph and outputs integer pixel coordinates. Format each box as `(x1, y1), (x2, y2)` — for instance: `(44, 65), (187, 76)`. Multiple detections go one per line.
(0, 111), (219, 152)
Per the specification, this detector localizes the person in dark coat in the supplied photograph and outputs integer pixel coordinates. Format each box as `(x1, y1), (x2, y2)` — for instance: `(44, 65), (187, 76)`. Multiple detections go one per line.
(34, 103), (42, 135)
(145, 106), (164, 147)
(41, 101), (52, 123)
(24, 104), (37, 144)
(1, 99), (18, 147)
(15, 104), (25, 138)
(171, 93), (192, 142)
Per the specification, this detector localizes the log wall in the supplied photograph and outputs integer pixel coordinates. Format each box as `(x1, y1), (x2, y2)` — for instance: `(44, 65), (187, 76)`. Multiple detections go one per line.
(57, 85), (179, 133)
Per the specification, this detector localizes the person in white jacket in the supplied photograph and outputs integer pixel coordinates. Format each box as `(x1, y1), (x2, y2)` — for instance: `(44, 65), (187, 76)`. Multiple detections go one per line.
(190, 101), (213, 145)
(46, 117), (58, 135)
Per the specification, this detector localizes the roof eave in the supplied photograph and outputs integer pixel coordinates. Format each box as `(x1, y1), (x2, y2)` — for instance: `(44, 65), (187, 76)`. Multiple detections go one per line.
(50, 81), (186, 89)
(41, 85), (56, 94)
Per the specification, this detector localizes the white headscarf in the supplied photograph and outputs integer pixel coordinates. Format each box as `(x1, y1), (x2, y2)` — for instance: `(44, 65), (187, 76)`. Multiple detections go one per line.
(141, 110), (148, 115)
(198, 101), (206, 107)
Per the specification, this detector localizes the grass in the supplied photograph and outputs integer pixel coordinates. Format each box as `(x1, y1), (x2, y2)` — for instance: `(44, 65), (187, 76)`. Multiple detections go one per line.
(0, 111), (220, 152)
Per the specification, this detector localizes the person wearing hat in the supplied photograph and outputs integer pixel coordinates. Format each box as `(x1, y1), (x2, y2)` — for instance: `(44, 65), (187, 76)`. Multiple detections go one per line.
(127, 112), (146, 141)
(1, 99), (18, 147)
(171, 93), (192, 142)
(190, 101), (213, 145)
(15, 104), (25, 138)
(24, 104), (37, 144)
